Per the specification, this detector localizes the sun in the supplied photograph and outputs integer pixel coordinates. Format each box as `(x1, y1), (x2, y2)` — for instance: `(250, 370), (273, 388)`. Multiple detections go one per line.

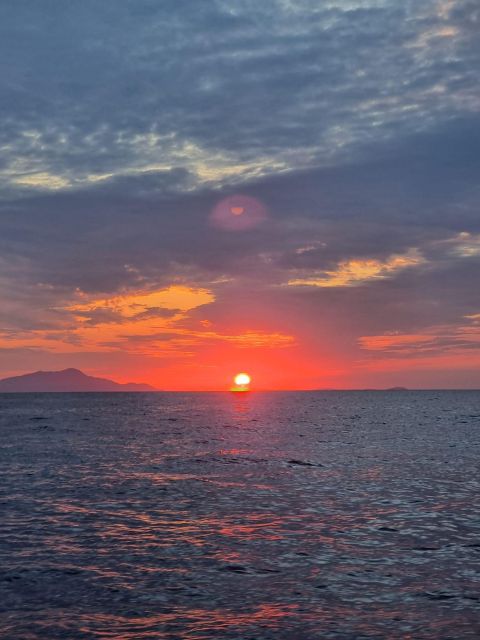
(234, 372), (251, 386)
(231, 372), (251, 391)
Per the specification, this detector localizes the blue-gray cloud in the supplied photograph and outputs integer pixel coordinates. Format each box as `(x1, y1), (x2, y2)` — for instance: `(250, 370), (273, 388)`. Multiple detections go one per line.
(1, 0), (478, 194)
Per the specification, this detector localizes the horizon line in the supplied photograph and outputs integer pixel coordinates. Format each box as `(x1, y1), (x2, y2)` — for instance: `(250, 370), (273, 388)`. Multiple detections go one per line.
(1, 388), (480, 393)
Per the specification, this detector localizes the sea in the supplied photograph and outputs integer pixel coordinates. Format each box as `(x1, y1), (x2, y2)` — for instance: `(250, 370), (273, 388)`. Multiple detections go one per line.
(1, 391), (479, 639)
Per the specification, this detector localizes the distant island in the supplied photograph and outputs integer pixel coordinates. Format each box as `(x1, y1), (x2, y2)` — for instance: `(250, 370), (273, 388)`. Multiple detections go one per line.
(0, 368), (157, 392)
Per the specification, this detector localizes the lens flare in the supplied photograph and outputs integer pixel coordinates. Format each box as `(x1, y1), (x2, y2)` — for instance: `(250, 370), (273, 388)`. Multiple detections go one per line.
(210, 195), (267, 231)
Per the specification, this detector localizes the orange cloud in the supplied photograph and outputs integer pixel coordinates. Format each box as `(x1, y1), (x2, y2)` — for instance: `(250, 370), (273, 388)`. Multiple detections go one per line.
(0, 284), (295, 366)
(358, 315), (480, 372)
(359, 334), (434, 351)
(68, 285), (214, 317)
(287, 249), (424, 287)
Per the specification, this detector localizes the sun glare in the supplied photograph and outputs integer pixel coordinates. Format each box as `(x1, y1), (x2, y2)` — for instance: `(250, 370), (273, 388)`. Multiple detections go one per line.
(234, 372), (251, 386)
(231, 372), (251, 391)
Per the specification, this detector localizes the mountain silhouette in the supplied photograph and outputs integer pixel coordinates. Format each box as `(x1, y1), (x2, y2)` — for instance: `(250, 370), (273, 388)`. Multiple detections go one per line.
(0, 368), (157, 392)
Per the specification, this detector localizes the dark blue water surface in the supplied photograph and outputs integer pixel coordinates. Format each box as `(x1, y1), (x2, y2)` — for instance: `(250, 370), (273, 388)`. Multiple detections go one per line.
(1, 391), (479, 639)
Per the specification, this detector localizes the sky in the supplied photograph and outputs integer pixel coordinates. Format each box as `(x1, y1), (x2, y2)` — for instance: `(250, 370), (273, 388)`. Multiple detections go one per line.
(0, 0), (479, 390)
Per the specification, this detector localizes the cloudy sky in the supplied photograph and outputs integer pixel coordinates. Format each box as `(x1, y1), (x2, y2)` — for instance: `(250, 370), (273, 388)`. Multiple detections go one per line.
(0, 0), (479, 389)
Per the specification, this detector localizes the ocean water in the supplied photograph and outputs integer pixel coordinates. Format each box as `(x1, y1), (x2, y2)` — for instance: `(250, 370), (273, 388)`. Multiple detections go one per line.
(0, 391), (479, 639)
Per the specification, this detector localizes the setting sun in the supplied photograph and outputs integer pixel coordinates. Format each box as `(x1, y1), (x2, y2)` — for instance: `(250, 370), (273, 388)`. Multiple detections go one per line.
(231, 372), (251, 391)
(234, 372), (251, 386)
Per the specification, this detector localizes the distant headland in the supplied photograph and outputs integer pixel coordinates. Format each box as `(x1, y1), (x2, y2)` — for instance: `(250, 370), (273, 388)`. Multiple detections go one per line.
(0, 368), (157, 392)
